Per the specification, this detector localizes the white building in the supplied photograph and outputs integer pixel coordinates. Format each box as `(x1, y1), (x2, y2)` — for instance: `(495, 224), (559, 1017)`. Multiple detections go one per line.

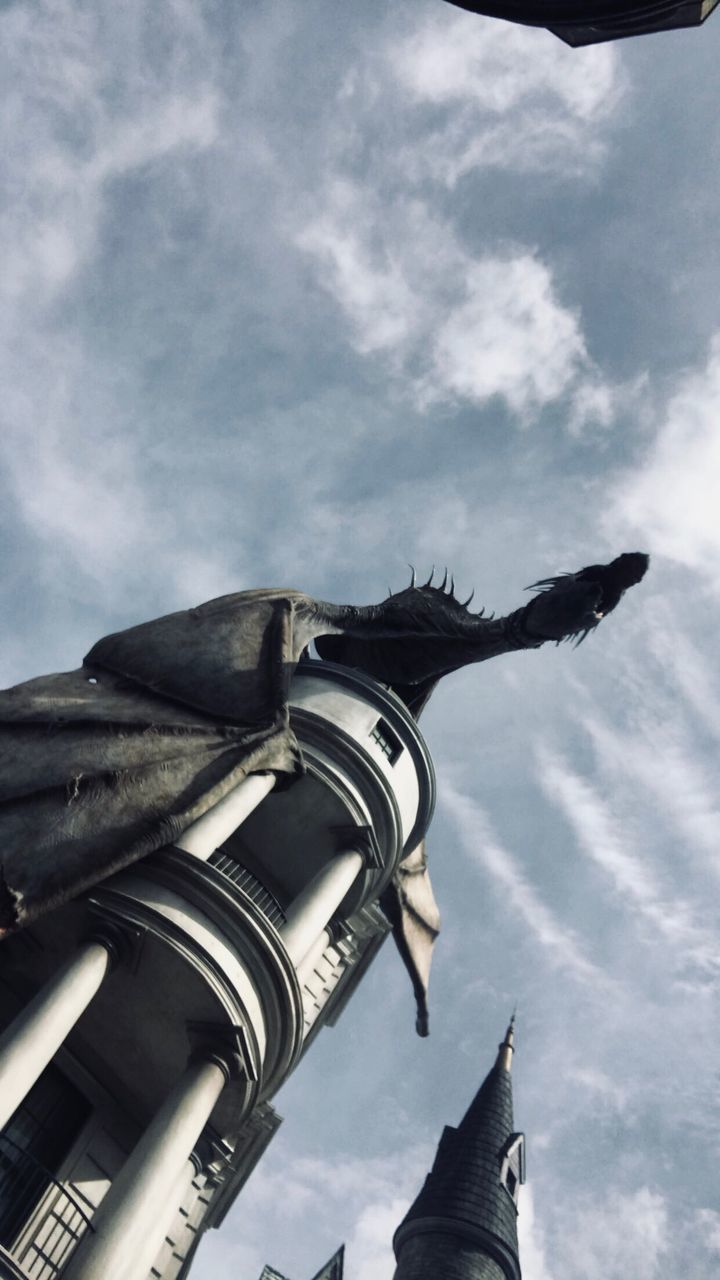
(0, 661), (435, 1280)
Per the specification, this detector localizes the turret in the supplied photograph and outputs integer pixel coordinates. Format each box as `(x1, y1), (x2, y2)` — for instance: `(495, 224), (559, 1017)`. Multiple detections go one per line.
(393, 1018), (525, 1280)
(0, 663), (434, 1280)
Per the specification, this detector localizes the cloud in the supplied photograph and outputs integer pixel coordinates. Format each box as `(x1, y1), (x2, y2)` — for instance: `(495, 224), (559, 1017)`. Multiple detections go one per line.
(386, 11), (622, 185)
(0, 1), (219, 309)
(583, 711), (720, 874)
(441, 777), (606, 984)
(518, 1184), (555, 1280)
(299, 188), (590, 417)
(695, 1209), (720, 1255)
(554, 1187), (669, 1280)
(608, 334), (720, 590)
(389, 12), (617, 117)
(536, 746), (720, 978)
(350, 1198), (410, 1280)
(295, 8), (626, 422)
(197, 1146), (430, 1280)
(431, 254), (587, 414)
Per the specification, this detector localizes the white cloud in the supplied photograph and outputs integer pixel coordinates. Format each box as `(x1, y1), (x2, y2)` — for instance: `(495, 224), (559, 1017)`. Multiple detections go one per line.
(583, 712), (720, 874)
(0, 2), (219, 309)
(390, 13), (617, 117)
(518, 1184), (556, 1280)
(696, 1209), (720, 1255)
(608, 334), (720, 590)
(385, 12), (623, 185)
(646, 622), (720, 745)
(198, 1146), (429, 1280)
(295, 7), (626, 422)
(565, 1065), (628, 1112)
(431, 255), (586, 415)
(300, 188), (589, 418)
(350, 1198), (410, 1280)
(442, 778), (606, 984)
(554, 1187), (669, 1280)
(537, 747), (720, 976)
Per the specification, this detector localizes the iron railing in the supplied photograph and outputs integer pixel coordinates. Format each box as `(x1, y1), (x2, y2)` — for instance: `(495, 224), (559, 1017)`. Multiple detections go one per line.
(208, 852), (286, 927)
(0, 1135), (93, 1279)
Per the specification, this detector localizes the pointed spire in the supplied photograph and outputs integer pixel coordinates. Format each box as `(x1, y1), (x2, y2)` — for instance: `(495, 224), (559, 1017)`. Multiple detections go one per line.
(496, 1011), (516, 1073)
(310, 1246), (344, 1280)
(393, 1019), (524, 1280)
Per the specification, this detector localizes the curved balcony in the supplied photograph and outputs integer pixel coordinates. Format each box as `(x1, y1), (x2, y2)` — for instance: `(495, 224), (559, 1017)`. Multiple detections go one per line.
(2, 660), (436, 1153)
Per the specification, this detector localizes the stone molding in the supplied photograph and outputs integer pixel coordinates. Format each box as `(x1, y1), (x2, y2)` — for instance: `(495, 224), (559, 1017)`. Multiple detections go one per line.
(393, 1218), (521, 1280)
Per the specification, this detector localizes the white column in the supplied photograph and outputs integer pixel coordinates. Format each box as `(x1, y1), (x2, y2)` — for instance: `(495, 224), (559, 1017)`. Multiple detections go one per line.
(133, 1156), (199, 1280)
(175, 773), (276, 859)
(0, 941), (112, 1130)
(280, 851), (363, 967)
(65, 1056), (227, 1280)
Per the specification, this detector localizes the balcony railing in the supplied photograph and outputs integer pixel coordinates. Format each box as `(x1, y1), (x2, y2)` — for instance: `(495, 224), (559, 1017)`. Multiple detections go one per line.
(208, 851), (286, 927)
(0, 1135), (93, 1279)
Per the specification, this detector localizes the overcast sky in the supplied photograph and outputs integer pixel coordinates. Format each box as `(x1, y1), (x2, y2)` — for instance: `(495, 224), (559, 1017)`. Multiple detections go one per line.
(2, 2), (720, 1278)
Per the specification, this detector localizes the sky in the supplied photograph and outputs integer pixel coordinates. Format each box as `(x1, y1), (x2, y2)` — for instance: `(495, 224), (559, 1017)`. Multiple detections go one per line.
(1, 1), (720, 1278)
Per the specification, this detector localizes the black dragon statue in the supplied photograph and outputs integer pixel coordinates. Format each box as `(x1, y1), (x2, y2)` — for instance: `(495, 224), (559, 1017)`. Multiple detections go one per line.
(0, 552), (648, 1030)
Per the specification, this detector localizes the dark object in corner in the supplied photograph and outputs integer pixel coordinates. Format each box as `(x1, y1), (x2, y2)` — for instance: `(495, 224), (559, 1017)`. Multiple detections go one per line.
(443, 0), (718, 47)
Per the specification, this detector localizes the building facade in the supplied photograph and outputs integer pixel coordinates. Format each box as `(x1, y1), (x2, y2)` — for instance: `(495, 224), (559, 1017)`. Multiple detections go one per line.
(0, 661), (435, 1280)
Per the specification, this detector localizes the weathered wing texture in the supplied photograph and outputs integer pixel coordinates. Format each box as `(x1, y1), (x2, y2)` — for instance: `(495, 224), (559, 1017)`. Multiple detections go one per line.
(0, 593), (310, 931)
(380, 840), (440, 1037)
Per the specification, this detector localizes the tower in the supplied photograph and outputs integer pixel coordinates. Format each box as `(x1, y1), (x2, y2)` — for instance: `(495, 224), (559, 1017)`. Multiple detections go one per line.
(392, 1019), (525, 1280)
(259, 1244), (344, 1280)
(0, 660), (435, 1280)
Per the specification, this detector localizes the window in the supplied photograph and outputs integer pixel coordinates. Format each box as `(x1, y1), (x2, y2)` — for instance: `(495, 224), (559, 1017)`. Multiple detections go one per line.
(0, 1064), (90, 1247)
(498, 1132), (525, 1207)
(369, 718), (403, 765)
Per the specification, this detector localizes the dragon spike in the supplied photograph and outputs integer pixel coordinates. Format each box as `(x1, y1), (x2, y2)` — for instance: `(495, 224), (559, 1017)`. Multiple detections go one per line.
(449, 575), (455, 596)
(462, 589), (475, 608)
(423, 565), (435, 587)
(439, 568), (448, 591)
(408, 564), (416, 588)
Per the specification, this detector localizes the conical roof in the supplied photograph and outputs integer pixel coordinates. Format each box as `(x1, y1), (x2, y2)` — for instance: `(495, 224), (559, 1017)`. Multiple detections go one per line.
(310, 1245), (344, 1280)
(258, 1245), (344, 1280)
(393, 1020), (523, 1280)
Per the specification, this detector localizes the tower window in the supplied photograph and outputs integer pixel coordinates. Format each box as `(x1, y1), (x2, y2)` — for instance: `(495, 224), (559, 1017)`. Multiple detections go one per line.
(499, 1132), (525, 1206)
(369, 718), (402, 764)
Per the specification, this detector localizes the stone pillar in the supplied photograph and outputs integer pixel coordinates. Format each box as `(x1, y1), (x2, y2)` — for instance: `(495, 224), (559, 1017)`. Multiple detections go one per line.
(175, 773), (276, 859)
(64, 1053), (229, 1280)
(139, 1156), (200, 1280)
(280, 851), (363, 967)
(0, 940), (113, 1130)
